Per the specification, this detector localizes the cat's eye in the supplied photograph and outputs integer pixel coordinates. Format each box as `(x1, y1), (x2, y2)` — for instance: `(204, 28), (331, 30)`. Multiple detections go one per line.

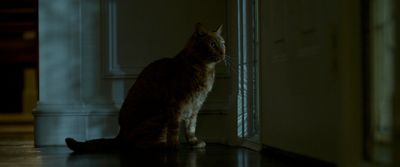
(210, 42), (217, 48)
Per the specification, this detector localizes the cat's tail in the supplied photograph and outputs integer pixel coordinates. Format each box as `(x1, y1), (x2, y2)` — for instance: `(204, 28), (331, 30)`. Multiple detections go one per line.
(65, 137), (120, 153)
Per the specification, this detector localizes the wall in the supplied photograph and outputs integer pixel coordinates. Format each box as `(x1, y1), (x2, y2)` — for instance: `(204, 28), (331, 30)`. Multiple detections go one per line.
(260, 0), (340, 163)
(35, 0), (231, 146)
(336, 0), (364, 166)
(259, 0), (367, 165)
(394, 1), (400, 166)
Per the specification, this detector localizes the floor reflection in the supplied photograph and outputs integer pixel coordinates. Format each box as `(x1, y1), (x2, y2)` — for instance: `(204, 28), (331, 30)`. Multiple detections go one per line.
(66, 147), (208, 167)
(0, 134), (295, 167)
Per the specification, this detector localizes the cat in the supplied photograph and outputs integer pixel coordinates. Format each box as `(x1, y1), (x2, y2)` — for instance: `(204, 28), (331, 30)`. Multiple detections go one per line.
(65, 23), (226, 152)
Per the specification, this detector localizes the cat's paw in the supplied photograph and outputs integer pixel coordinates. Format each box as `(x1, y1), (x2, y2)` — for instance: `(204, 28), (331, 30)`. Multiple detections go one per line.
(190, 139), (206, 149)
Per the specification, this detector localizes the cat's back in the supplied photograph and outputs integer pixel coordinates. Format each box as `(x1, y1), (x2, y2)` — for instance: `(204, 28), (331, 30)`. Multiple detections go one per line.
(125, 57), (178, 99)
(120, 56), (188, 108)
(139, 57), (182, 79)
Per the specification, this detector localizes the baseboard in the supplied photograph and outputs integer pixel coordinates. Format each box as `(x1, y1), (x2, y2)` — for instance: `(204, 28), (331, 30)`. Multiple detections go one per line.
(261, 146), (336, 167)
(33, 104), (119, 147)
(34, 112), (120, 147)
(34, 104), (229, 147)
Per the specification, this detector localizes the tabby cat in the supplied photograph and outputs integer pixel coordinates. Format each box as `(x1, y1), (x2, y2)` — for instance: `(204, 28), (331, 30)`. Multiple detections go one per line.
(65, 23), (226, 152)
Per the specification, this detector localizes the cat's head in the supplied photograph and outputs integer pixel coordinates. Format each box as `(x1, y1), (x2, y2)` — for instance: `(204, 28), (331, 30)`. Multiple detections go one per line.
(188, 23), (226, 64)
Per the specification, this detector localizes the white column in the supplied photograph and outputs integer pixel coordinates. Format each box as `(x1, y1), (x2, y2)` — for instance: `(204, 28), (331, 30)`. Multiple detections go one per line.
(35, 0), (118, 146)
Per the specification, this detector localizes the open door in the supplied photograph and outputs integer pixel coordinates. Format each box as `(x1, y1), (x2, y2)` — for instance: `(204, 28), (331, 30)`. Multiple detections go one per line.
(234, 0), (261, 150)
(259, 0), (340, 161)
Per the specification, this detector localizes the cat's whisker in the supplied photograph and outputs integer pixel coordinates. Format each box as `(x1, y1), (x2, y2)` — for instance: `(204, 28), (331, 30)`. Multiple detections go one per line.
(222, 55), (240, 75)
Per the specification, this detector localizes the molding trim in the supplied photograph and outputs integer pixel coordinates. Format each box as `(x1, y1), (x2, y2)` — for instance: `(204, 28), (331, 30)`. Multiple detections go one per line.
(99, 0), (231, 79)
(100, 0), (147, 79)
(34, 103), (119, 115)
(34, 103), (228, 146)
(34, 104), (119, 146)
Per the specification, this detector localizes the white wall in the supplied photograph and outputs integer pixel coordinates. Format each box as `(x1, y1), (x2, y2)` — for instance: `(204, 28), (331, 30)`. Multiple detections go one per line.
(36, 0), (232, 146)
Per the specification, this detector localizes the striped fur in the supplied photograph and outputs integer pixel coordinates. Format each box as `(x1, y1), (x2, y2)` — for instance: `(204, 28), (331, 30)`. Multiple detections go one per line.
(65, 23), (225, 152)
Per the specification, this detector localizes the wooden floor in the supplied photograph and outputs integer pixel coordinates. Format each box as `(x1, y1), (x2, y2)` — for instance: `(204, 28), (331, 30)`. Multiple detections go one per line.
(0, 133), (302, 167)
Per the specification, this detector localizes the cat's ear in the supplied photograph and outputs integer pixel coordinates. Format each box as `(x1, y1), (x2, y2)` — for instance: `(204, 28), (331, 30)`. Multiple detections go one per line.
(215, 24), (223, 36)
(194, 22), (207, 37)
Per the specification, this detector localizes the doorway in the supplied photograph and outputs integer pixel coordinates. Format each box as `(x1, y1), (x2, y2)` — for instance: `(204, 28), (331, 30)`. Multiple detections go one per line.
(0, 0), (38, 133)
(235, 0), (261, 149)
(365, 0), (395, 164)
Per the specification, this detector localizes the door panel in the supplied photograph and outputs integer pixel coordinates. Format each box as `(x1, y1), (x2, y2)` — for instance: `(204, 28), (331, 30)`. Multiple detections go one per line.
(260, 0), (339, 161)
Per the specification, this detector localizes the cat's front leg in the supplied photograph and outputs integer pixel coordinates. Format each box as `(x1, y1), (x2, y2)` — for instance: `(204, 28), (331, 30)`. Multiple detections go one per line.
(184, 114), (206, 148)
